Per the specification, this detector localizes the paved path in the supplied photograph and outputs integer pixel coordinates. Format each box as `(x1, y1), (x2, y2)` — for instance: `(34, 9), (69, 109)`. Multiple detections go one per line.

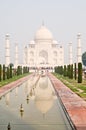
(48, 73), (86, 130)
(0, 74), (32, 97)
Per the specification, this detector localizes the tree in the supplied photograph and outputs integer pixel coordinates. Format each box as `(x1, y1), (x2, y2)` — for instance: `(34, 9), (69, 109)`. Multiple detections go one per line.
(7, 67), (10, 79)
(60, 66), (63, 75)
(17, 66), (20, 76)
(10, 65), (12, 78)
(0, 64), (2, 81)
(82, 52), (86, 67)
(3, 64), (5, 80)
(70, 64), (73, 79)
(17, 66), (22, 75)
(9, 63), (14, 68)
(63, 65), (67, 77)
(78, 62), (82, 83)
(74, 63), (77, 80)
(67, 65), (71, 78)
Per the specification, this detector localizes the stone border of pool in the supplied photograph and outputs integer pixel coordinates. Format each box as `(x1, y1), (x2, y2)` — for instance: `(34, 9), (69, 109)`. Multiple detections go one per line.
(48, 73), (86, 130)
(0, 74), (33, 98)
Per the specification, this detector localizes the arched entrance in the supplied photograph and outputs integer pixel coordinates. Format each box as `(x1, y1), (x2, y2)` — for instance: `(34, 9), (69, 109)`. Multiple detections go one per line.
(39, 50), (48, 65)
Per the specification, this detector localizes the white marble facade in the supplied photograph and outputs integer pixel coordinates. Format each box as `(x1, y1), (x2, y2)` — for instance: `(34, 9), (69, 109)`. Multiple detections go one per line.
(24, 24), (64, 69)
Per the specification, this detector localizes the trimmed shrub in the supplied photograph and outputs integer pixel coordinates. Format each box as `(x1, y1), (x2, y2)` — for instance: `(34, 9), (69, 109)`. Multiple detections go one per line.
(0, 64), (2, 81)
(7, 67), (10, 79)
(3, 64), (5, 80)
(63, 65), (67, 77)
(10, 65), (12, 78)
(70, 64), (73, 79)
(78, 62), (82, 83)
(74, 63), (76, 80)
(17, 66), (20, 76)
(67, 65), (70, 78)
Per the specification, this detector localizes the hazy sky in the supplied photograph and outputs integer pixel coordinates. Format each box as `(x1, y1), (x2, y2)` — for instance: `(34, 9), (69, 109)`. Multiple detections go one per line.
(0, 0), (86, 64)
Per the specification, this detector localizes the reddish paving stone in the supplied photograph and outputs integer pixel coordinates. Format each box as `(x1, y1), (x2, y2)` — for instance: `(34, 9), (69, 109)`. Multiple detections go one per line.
(48, 73), (86, 130)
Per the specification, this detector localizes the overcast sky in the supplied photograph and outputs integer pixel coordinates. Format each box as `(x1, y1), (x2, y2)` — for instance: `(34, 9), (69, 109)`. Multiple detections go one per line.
(0, 0), (86, 64)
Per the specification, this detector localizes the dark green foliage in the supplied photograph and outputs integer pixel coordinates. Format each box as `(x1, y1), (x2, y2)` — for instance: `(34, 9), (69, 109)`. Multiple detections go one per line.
(3, 64), (5, 80)
(60, 66), (63, 75)
(26, 67), (29, 73)
(20, 66), (22, 75)
(67, 65), (69, 77)
(70, 64), (73, 79)
(0, 64), (2, 81)
(7, 67), (10, 79)
(54, 66), (63, 75)
(55, 67), (57, 73)
(82, 52), (86, 66)
(78, 62), (82, 83)
(66, 64), (73, 79)
(17, 66), (22, 75)
(23, 66), (29, 74)
(17, 66), (20, 76)
(63, 65), (67, 77)
(67, 65), (71, 78)
(74, 63), (76, 80)
(10, 65), (12, 78)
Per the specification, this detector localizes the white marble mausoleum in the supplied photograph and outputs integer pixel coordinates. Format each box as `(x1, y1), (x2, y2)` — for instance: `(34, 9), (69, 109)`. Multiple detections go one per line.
(24, 24), (64, 70)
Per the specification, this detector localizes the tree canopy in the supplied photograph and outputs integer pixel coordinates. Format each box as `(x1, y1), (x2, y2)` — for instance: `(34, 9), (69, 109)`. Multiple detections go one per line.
(82, 52), (86, 66)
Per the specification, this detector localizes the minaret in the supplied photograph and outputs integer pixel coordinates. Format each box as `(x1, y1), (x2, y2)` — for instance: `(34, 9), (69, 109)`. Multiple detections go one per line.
(77, 33), (82, 64)
(15, 43), (18, 68)
(69, 42), (73, 64)
(5, 34), (10, 66)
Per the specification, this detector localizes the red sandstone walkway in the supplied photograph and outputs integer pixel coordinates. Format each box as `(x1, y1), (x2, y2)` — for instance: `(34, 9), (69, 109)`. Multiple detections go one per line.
(48, 73), (86, 130)
(0, 74), (32, 97)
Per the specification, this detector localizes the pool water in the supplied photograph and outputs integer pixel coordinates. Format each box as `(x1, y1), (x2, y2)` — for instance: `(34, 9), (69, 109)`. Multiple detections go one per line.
(0, 75), (73, 130)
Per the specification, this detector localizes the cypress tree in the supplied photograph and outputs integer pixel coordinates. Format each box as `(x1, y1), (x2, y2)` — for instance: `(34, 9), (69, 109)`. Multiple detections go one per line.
(67, 65), (69, 77)
(0, 64), (2, 81)
(10, 65), (12, 78)
(63, 65), (67, 77)
(7, 67), (10, 79)
(60, 66), (63, 75)
(20, 66), (22, 75)
(28, 67), (29, 73)
(78, 62), (82, 83)
(70, 64), (73, 79)
(17, 66), (20, 76)
(55, 66), (57, 73)
(74, 63), (76, 80)
(67, 65), (71, 78)
(17, 66), (22, 75)
(3, 64), (5, 80)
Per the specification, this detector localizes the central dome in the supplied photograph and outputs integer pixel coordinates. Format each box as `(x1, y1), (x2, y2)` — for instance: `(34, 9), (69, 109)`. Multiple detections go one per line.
(35, 25), (53, 41)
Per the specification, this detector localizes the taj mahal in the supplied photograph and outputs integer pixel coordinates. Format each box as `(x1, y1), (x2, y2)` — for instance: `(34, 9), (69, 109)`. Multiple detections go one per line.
(24, 24), (64, 70)
(5, 24), (82, 71)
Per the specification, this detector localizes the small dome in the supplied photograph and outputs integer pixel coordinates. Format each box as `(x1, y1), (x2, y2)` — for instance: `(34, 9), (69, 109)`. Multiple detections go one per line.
(35, 25), (53, 41)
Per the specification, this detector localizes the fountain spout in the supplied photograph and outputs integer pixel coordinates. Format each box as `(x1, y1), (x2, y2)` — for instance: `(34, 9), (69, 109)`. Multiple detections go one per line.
(20, 104), (24, 112)
(7, 122), (11, 130)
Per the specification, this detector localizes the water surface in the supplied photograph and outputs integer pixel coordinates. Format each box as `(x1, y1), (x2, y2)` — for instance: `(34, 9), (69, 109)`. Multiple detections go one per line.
(0, 75), (72, 130)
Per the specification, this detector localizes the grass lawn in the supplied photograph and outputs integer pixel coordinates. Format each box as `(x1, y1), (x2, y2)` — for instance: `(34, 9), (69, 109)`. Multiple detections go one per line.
(53, 73), (86, 100)
(0, 73), (30, 87)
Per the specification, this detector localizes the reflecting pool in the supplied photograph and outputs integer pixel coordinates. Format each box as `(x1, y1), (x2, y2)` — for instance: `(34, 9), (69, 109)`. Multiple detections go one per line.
(0, 75), (73, 130)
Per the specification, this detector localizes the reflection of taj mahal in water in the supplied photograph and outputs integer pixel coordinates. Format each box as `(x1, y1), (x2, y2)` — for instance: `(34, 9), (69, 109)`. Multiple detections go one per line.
(24, 24), (64, 70)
